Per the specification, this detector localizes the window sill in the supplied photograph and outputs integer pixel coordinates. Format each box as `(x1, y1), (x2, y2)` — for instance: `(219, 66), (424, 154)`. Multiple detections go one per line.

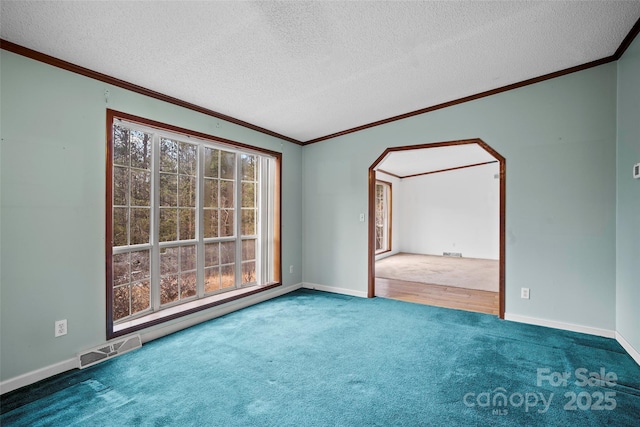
(110, 282), (281, 339)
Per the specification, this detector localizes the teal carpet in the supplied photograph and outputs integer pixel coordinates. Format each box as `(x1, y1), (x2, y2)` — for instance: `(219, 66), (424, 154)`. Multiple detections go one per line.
(2, 289), (639, 426)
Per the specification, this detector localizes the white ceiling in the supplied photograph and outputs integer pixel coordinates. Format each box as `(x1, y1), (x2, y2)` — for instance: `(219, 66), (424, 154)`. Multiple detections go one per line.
(376, 143), (497, 178)
(1, 1), (639, 143)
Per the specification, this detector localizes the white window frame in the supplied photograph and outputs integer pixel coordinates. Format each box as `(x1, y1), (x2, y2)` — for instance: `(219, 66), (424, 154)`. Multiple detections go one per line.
(107, 111), (280, 338)
(375, 180), (391, 254)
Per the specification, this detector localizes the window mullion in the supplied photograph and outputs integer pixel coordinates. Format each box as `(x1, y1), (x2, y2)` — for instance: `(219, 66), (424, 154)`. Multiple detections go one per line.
(267, 158), (275, 282)
(151, 133), (161, 311)
(255, 159), (262, 285)
(259, 157), (271, 283)
(383, 185), (387, 250)
(235, 154), (242, 288)
(126, 131), (132, 247)
(196, 145), (205, 297)
(109, 111), (279, 338)
(382, 186), (387, 249)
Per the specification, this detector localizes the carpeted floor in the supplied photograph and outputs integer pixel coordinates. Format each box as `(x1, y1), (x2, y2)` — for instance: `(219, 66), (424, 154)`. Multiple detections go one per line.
(2, 289), (639, 426)
(376, 253), (499, 292)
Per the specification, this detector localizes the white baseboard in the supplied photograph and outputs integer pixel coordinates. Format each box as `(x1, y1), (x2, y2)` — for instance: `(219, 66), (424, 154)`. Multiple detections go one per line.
(0, 283), (302, 396)
(5, 290), (632, 396)
(504, 313), (616, 338)
(615, 331), (640, 366)
(302, 282), (368, 298)
(141, 282), (302, 343)
(0, 357), (78, 395)
(375, 250), (399, 261)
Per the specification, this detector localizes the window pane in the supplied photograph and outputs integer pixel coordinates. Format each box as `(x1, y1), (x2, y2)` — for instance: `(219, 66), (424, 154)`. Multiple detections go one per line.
(160, 275), (179, 305)
(160, 173), (177, 207)
(110, 118), (277, 329)
(242, 182), (255, 208)
(130, 208), (150, 245)
(130, 130), (151, 170)
(220, 209), (234, 237)
(374, 181), (391, 253)
(113, 253), (130, 286)
(241, 154), (256, 181)
(220, 241), (235, 265)
(242, 262), (256, 285)
(179, 208), (196, 240)
(204, 147), (219, 178)
(220, 180), (234, 208)
(131, 170), (151, 206)
(160, 138), (178, 172)
(178, 142), (197, 176)
(242, 239), (256, 261)
(113, 166), (128, 206)
(113, 207), (128, 246)
(159, 209), (178, 242)
(205, 267), (220, 293)
(203, 209), (218, 238)
(221, 265), (234, 289)
(205, 242), (219, 267)
(113, 285), (130, 321)
(180, 272), (197, 299)
(241, 209), (255, 236)
(178, 175), (196, 207)
(131, 281), (150, 315)
(113, 126), (129, 166)
(160, 246), (179, 275)
(204, 178), (218, 208)
(180, 245), (196, 271)
(130, 250), (150, 281)
(220, 151), (235, 179)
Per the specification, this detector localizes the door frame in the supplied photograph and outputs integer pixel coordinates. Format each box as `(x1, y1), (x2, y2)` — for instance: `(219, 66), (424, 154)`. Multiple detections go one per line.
(367, 138), (506, 318)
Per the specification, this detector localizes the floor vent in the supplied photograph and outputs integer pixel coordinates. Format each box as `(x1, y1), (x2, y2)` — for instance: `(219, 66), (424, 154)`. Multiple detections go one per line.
(443, 252), (462, 257)
(78, 334), (142, 369)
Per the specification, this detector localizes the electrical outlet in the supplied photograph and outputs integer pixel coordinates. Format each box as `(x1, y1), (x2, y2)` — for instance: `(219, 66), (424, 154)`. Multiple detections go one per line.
(55, 319), (67, 337)
(521, 288), (530, 299)
(289, 265), (293, 274)
(359, 213), (365, 222)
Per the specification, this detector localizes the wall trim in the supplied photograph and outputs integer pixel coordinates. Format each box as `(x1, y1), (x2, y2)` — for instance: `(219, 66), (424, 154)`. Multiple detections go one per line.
(302, 283), (368, 298)
(2, 290), (633, 395)
(0, 39), (303, 146)
(305, 58), (612, 144)
(401, 160), (498, 180)
(105, 109), (284, 339)
(368, 139), (506, 319)
(504, 313), (616, 338)
(0, 283), (302, 396)
(3, 17), (638, 147)
(305, 16), (640, 145)
(0, 357), (78, 395)
(141, 282), (302, 343)
(615, 332), (640, 366)
(375, 250), (399, 262)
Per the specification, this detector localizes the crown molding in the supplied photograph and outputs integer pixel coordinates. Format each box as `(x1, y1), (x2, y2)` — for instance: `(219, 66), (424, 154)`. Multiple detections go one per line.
(3, 15), (639, 147)
(304, 16), (640, 145)
(0, 39), (304, 146)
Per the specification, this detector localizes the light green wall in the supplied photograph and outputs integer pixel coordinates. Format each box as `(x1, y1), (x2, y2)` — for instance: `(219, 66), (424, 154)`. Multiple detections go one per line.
(2, 42), (635, 383)
(0, 51), (303, 381)
(616, 37), (640, 352)
(303, 63), (618, 330)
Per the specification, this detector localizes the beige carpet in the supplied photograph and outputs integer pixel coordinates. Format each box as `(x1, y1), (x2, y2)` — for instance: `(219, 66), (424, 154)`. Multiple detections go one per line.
(375, 253), (499, 292)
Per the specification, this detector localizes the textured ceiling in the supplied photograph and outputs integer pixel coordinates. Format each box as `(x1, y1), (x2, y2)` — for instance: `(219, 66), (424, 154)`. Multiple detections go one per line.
(376, 144), (497, 177)
(1, 1), (639, 143)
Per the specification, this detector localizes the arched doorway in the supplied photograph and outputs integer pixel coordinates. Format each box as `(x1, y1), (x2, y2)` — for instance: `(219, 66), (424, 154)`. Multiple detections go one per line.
(368, 138), (506, 318)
